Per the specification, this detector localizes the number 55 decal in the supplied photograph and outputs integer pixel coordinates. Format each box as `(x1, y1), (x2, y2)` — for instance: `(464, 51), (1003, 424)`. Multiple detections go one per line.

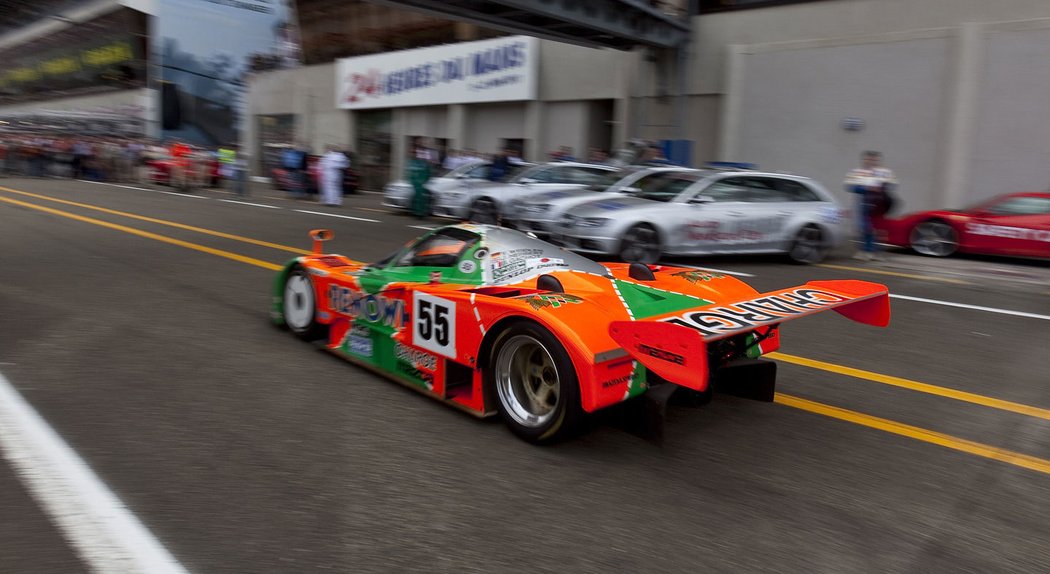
(413, 292), (456, 358)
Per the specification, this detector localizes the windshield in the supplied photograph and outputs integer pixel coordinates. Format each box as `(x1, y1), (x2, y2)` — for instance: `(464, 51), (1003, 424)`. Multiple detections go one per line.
(481, 227), (610, 284)
(629, 171), (703, 202)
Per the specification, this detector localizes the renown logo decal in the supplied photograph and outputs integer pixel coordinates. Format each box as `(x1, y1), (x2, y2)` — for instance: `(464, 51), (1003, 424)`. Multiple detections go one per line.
(662, 288), (849, 337)
(328, 285), (408, 329)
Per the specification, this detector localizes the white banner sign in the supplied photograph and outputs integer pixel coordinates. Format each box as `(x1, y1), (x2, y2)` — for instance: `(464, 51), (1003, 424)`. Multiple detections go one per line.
(336, 36), (538, 110)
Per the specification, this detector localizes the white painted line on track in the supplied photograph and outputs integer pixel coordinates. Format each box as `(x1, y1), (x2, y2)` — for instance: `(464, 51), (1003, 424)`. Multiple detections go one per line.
(79, 180), (208, 199)
(679, 264), (755, 278)
(408, 225), (436, 231)
(0, 372), (189, 574)
(219, 199), (280, 209)
(293, 209), (380, 223)
(889, 294), (1050, 321)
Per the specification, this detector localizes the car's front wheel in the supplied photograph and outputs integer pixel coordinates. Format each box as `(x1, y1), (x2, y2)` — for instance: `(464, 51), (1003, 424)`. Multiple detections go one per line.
(787, 224), (829, 264)
(490, 322), (583, 444)
(282, 266), (326, 340)
(619, 224), (662, 264)
(910, 220), (958, 257)
(469, 198), (499, 225)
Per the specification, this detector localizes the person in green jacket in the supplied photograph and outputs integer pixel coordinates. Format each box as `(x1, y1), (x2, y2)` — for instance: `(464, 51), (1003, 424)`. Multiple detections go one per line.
(408, 148), (432, 218)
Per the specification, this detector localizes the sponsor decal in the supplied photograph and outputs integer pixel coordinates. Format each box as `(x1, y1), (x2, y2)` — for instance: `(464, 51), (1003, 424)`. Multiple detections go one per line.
(395, 342), (438, 372)
(662, 288), (850, 337)
(327, 285), (408, 329)
(685, 217), (785, 242)
(517, 293), (583, 310)
(671, 270), (726, 284)
(474, 247), (489, 259)
(395, 341), (437, 390)
(595, 201), (628, 211)
(966, 223), (1050, 243)
(347, 324), (373, 358)
(458, 260), (477, 274)
(638, 343), (685, 365)
(601, 374), (631, 389)
(545, 191), (570, 199)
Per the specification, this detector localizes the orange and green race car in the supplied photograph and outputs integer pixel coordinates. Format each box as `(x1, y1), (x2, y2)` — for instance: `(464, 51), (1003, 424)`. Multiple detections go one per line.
(273, 224), (890, 443)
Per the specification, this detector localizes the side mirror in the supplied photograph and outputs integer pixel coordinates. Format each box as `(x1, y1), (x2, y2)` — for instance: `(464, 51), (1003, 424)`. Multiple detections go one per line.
(690, 196), (714, 205)
(309, 229), (334, 253)
(621, 186), (642, 195)
(519, 178), (538, 185)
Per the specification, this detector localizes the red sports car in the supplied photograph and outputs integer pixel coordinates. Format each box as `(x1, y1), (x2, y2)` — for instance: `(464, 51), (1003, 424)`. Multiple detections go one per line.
(880, 192), (1050, 258)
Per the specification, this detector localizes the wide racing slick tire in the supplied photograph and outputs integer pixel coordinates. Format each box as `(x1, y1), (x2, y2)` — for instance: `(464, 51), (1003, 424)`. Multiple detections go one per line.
(489, 321), (584, 444)
(619, 224), (662, 265)
(909, 219), (958, 257)
(282, 265), (326, 341)
(787, 224), (829, 264)
(469, 197), (500, 225)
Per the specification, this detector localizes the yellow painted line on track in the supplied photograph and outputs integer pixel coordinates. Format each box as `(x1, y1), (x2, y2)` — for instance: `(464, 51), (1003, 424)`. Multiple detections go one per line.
(0, 185), (312, 256)
(815, 263), (971, 285)
(776, 393), (1050, 475)
(768, 352), (1050, 421)
(0, 195), (284, 271)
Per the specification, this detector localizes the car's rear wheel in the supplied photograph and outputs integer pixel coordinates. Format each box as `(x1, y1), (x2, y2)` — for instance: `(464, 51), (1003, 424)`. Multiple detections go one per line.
(490, 322), (583, 444)
(469, 198), (499, 225)
(787, 224), (829, 264)
(910, 220), (958, 257)
(283, 266), (326, 340)
(620, 224), (662, 264)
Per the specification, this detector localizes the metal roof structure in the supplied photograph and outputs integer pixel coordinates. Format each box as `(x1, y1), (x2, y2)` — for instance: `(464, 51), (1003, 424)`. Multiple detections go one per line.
(364, 0), (692, 50)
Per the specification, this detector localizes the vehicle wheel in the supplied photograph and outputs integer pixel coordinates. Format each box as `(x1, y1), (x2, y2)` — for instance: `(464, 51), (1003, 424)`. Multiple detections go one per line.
(787, 224), (829, 264)
(282, 266), (326, 340)
(489, 322), (584, 444)
(469, 198), (499, 225)
(619, 224), (662, 264)
(910, 220), (958, 257)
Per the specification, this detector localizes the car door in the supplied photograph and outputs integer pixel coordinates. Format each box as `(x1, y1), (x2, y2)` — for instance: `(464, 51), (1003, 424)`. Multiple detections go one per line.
(678, 177), (773, 254)
(747, 177), (830, 251)
(965, 195), (1050, 257)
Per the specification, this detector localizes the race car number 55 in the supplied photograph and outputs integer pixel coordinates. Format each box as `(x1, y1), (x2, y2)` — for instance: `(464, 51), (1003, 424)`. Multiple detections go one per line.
(413, 292), (457, 358)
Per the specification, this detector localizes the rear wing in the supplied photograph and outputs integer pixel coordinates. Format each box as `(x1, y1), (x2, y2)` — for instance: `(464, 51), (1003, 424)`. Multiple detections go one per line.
(608, 280), (889, 392)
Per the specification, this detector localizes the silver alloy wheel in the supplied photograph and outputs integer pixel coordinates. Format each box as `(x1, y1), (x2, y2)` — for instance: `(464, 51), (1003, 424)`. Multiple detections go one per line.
(494, 334), (560, 428)
(470, 198), (498, 225)
(788, 225), (828, 264)
(910, 221), (958, 257)
(283, 272), (315, 332)
(620, 225), (661, 264)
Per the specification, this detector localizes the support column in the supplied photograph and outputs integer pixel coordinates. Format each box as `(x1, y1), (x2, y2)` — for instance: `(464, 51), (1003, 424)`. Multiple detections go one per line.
(939, 22), (985, 209)
(524, 100), (545, 163)
(391, 107), (407, 183)
(448, 104), (467, 151)
(612, 50), (636, 148)
(718, 44), (747, 161)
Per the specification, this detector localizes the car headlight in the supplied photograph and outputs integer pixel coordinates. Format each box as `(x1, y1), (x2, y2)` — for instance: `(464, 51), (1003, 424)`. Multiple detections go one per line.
(576, 217), (610, 228)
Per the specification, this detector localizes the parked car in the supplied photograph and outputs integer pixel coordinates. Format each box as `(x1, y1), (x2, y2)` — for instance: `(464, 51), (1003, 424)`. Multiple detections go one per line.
(382, 160), (490, 211)
(879, 192), (1050, 259)
(509, 166), (699, 239)
(555, 170), (848, 264)
(431, 162), (622, 223)
(147, 153), (220, 189)
(271, 155), (320, 194)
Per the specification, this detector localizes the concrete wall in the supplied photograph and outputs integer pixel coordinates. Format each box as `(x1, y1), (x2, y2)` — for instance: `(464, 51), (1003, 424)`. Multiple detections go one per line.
(730, 35), (952, 211)
(970, 22), (1050, 202)
(466, 102), (526, 155)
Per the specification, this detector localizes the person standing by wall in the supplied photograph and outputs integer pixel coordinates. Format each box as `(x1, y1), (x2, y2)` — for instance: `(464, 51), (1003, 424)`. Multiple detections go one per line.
(408, 147), (432, 219)
(319, 145), (349, 206)
(844, 150), (898, 261)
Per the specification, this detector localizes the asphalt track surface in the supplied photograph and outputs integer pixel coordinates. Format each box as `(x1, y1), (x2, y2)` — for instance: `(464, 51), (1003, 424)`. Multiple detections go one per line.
(1, 177), (1048, 573)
